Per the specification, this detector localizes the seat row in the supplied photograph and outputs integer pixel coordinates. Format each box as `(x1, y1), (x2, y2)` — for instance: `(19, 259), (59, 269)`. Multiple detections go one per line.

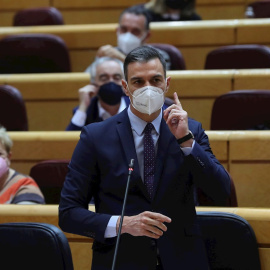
(0, 69), (269, 131)
(1, 31), (270, 73)
(7, 130), (270, 208)
(1, 18), (270, 70)
(0, 0), (268, 26)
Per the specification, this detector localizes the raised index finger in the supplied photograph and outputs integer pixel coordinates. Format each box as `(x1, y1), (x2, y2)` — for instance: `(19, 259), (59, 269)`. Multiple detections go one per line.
(174, 92), (183, 110)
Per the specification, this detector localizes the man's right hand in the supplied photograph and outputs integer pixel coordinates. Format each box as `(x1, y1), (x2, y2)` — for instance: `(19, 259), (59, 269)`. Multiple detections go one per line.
(96, 45), (125, 62)
(78, 84), (98, 112)
(117, 211), (171, 239)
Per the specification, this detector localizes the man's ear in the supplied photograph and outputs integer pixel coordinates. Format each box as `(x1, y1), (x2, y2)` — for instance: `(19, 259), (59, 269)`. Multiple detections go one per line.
(122, 79), (129, 96)
(165, 76), (171, 92)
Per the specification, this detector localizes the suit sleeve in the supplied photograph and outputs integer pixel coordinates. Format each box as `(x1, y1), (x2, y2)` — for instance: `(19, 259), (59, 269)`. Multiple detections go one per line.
(188, 122), (231, 205)
(59, 126), (112, 243)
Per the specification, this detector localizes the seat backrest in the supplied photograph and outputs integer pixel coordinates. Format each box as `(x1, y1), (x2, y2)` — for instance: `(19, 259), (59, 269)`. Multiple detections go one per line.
(13, 7), (64, 26)
(0, 84), (28, 131)
(248, 0), (270, 18)
(211, 90), (270, 130)
(150, 43), (186, 70)
(204, 44), (270, 69)
(197, 211), (261, 270)
(197, 171), (238, 206)
(29, 159), (70, 204)
(0, 222), (73, 270)
(0, 33), (71, 73)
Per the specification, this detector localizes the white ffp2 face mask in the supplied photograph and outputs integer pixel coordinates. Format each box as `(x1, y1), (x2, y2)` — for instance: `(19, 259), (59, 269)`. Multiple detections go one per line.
(117, 32), (143, 55)
(128, 85), (165, 115)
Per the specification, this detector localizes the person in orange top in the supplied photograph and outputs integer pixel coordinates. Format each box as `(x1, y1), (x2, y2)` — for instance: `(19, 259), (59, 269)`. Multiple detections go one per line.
(0, 126), (45, 204)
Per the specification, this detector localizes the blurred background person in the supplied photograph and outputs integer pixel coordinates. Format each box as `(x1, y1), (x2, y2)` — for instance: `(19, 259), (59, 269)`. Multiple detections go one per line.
(0, 126), (45, 204)
(66, 57), (128, 131)
(85, 6), (171, 71)
(137, 0), (201, 22)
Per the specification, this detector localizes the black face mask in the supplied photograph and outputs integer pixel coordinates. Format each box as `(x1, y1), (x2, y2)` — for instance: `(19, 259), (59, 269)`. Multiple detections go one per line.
(98, 82), (123, 105)
(165, 0), (189, 10)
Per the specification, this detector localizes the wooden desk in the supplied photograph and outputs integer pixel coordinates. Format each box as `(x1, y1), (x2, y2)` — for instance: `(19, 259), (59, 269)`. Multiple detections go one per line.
(0, 72), (90, 131)
(229, 131), (270, 208)
(7, 131), (228, 176)
(0, 205), (270, 269)
(7, 130), (270, 208)
(2, 69), (270, 131)
(8, 131), (80, 175)
(0, 70), (234, 131)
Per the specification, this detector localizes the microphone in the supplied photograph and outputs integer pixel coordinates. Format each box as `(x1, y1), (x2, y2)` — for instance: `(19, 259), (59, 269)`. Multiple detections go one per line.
(111, 159), (134, 270)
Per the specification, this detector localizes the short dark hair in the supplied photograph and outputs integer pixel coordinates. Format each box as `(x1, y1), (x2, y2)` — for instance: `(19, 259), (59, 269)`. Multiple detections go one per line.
(119, 6), (150, 31)
(124, 45), (167, 81)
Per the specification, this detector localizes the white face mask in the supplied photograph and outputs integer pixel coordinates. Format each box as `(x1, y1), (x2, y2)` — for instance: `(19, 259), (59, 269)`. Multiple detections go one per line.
(117, 32), (144, 55)
(127, 84), (166, 115)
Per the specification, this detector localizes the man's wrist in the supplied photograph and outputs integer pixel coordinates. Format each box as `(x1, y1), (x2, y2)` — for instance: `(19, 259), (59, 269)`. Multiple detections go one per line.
(180, 139), (194, 148)
(116, 216), (121, 235)
(177, 131), (194, 145)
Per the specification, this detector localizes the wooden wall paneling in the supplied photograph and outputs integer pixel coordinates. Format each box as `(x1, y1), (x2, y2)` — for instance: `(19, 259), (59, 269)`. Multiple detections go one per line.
(236, 19), (270, 44)
(229, 131), (270, 207)
(8, 131), (80, 175)
(233, 69), (270, 90)
(168, 70), (234, 129)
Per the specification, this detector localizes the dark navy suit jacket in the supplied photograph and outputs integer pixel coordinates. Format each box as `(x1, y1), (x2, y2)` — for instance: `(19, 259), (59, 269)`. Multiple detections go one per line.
(59, 108), (230, 270)
(66, 96), (130, 131)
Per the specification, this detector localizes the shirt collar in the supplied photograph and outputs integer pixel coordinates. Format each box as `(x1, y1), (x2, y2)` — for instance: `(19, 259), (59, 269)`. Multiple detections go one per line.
(127, 106), (162, 136)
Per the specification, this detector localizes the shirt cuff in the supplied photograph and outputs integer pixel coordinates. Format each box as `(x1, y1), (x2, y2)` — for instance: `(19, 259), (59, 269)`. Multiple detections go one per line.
(180, 140), (195, 156)
(104, 216), (119, 238)
(71, 110), (87, 127)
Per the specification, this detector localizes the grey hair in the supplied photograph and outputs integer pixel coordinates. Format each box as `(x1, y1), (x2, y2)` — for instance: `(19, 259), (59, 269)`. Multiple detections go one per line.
(88, 57), (124, 83)
(0, 126), (13, 153)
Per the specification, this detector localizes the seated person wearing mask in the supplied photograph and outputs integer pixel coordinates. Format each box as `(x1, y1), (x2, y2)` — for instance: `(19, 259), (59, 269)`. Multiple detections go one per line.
(0, 126), (45, 204)
(67, 56), (173, 131)
(66, 57), (128, 131)
(85, 6), (171, 71)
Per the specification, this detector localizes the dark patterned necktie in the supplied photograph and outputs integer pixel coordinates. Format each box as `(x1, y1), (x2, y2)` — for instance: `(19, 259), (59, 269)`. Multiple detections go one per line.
(144, 123), (155, 199)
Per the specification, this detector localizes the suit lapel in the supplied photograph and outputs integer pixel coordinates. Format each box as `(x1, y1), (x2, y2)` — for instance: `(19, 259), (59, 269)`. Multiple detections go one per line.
(116, 110), (183, 202)
(116, 110), (149, 198)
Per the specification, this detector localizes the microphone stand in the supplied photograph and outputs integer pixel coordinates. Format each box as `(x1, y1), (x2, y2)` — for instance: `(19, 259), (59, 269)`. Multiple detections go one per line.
(111, 159), (134, 270)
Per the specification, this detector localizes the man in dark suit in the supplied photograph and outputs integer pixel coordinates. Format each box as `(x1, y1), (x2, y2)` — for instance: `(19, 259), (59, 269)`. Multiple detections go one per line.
(59, 46), (230, 269)
(66, 57), (128, 131)
(85, 6), (171, 71)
